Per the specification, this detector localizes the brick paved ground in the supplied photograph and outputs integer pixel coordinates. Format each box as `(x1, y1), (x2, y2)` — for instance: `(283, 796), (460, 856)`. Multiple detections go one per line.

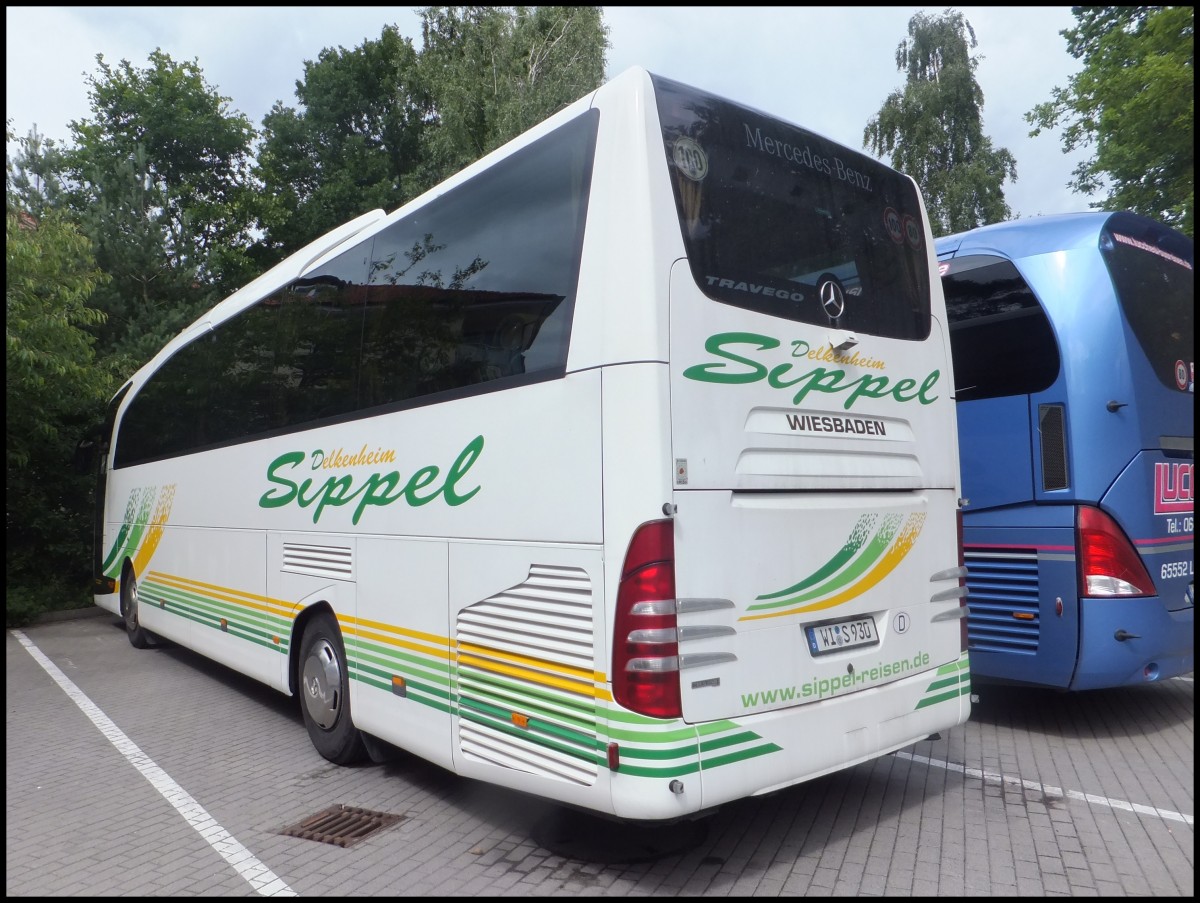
(6, 612), (1193, 897)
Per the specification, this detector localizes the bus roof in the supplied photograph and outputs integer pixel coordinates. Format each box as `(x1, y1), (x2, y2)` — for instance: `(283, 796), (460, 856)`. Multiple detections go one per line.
(936, 211), (1119, 260)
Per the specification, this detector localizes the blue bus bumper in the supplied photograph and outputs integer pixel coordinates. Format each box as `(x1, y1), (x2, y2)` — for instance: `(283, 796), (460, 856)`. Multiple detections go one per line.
(1072, 596), (1194, 689)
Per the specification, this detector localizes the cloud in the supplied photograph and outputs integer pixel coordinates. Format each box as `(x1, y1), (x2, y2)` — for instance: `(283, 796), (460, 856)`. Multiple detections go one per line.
(6, 5), (1094, 218)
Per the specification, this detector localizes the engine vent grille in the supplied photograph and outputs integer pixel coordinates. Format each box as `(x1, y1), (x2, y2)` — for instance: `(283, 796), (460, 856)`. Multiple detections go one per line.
(964, 548), (1040, 654)
(282, 543), (353, 580)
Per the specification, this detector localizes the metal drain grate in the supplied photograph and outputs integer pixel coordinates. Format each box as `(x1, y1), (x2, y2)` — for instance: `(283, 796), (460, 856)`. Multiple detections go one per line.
(280, 804), (406, 848)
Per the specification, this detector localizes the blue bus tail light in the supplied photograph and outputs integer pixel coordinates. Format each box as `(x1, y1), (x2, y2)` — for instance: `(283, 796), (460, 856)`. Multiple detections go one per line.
(1076, 505), (1155, 597)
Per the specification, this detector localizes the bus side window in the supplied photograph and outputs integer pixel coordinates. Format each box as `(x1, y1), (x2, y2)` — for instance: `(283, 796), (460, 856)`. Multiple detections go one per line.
(356, 110), (597, 410)
(942, 256), (1060, 400)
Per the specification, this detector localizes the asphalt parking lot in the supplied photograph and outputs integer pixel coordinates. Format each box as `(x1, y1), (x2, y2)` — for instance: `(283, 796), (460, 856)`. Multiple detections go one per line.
(6, 610), (1193, 897)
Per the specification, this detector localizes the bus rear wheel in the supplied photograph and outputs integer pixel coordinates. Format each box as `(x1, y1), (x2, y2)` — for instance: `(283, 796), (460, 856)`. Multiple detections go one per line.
(121, 566), (154, 649)
(299, 611), (368, 765)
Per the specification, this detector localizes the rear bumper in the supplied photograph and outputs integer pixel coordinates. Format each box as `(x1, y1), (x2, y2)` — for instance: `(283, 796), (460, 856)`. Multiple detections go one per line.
(1073, 597), (1194, 689)
(612, 654), (972, 818)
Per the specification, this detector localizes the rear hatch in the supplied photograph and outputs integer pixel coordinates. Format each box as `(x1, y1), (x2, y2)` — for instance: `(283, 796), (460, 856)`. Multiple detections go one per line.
(1095, 212), (1193, 611)
(652, 74), (963, 724)
(667, 266), (962, 723)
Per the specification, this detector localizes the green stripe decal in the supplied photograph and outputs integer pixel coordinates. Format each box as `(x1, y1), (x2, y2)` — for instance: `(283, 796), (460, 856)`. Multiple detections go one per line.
(748, 514), (904, 611)
(458, 696), (600, 748)
(458, 708), (604, 765)
(613, 759), (702, 779)
(133, 571), (790, 782)
(755, 515), (876, 600)
(139, 579), (292, 652)
(700, 742), (784, 770)
(605, 738), (706, 761)
(100, 522), (132, 575)
(456, 668), (598, 724)
(916, 684), (973, 709)
(914, 654), (971, 710)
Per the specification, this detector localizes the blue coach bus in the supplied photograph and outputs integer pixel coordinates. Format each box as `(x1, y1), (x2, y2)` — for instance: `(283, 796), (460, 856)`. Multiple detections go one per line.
(937, 211), (1193, 690)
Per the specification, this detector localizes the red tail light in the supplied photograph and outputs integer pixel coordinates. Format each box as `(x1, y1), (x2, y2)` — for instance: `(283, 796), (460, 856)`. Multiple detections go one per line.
(612, 519), (681, 719)
(1077, 505), (1155, 597)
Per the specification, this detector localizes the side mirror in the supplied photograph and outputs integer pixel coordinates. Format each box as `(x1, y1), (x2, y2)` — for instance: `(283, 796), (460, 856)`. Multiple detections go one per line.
(73, 437), (97, 475)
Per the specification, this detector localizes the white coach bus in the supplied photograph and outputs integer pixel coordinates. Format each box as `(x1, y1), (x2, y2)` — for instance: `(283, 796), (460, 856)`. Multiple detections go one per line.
(89, 66), (970, 822)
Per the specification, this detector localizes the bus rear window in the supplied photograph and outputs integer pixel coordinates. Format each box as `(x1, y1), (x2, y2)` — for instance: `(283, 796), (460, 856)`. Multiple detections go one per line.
(652, 74), (930, 341)
(1100, 212), (1194, 393)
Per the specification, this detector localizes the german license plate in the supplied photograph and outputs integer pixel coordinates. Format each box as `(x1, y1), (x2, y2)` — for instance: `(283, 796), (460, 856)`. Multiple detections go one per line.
(806, 616), (879, 656)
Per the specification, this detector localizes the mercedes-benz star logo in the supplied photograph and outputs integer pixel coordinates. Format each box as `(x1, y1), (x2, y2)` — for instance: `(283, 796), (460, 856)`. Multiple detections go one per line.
(819, 279), (845, 319)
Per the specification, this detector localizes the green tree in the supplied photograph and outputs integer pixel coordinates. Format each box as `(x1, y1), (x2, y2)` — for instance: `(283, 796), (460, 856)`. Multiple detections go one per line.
(864, 9), (1017, 236)
(1026, 6), (1194, 237)
(256, 24), (429, 253)
(255, 7), (608, 255)
(5, 202), (113, 623)
(6, 124), (71, 218)
(418, 6), (608, 185)
(64, 50), (261, 369)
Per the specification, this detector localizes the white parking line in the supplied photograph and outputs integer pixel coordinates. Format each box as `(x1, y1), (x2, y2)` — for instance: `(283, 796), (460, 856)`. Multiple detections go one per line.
(13, 630), (297, 897)
(897, 750), (1195, 827)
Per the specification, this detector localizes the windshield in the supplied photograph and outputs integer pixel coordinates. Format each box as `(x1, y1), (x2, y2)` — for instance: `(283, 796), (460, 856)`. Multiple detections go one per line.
(652, 73), (931, 340)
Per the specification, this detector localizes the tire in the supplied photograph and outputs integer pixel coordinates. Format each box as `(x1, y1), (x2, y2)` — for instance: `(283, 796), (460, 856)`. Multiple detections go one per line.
(121, 565), (154, 649)
(299, 611), (368, 765)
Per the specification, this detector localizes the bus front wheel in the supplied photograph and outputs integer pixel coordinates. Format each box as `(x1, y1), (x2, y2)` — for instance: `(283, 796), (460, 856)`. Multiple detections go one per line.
(299, 611), (368, 765)
(121, 567), (154, 649)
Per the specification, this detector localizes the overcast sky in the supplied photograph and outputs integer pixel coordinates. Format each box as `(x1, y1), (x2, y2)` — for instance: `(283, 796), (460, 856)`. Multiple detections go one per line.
(6, 6), (1097, 219)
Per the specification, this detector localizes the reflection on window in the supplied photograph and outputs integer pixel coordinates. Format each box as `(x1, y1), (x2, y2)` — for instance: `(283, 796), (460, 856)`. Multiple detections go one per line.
(653, 74), (930, 340)
(1101, 214), (1194, 393)
(943, 256), (1060, 400)
(114, 110), (598, 468)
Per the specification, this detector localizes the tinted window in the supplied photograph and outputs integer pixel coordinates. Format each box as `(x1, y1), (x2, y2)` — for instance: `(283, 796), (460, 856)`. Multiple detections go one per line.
(359, 110), (595, 407)
(115, 332), (221, 466)
(115, 302), (281, 466)
(941, 255), (1060, 400)
(1100, 212), (1194, 393)
(114, 110), (597, 468)
(652, 74), (931, 340)
(273, 244), (370, 428)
